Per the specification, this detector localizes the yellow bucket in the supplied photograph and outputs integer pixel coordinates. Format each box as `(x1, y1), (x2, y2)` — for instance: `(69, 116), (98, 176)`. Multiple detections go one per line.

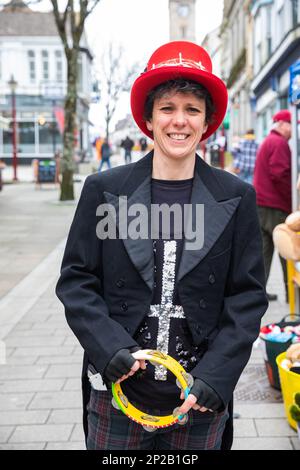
(276, 352), (300, 430)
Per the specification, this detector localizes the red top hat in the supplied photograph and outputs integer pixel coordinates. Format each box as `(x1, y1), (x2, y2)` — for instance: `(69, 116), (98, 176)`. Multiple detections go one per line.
(272, 109), (291, 123)
(130, 41), (228, 142)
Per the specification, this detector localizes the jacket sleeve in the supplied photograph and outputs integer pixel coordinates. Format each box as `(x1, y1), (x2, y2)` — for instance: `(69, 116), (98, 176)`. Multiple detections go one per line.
(190, 186), (268, 406)
(56, 175), (138, 375)
(269, 140), (291, 198)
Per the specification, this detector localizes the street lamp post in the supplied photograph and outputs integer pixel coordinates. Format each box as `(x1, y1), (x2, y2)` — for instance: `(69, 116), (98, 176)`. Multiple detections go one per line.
(8, 75), (18, 181)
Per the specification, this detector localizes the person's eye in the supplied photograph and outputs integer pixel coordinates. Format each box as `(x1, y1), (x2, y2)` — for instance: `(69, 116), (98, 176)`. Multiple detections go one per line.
(160, 106), (173, 112)
(188, 107), (200, 113)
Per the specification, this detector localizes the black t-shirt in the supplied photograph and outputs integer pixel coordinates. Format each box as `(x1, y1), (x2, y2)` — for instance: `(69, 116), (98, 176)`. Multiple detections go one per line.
(122, 177), (203, 412)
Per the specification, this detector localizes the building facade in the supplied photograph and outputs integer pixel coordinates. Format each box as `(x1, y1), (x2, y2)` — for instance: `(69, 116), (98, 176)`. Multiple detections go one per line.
(219, 0), (300, 144)
(169, 0), (196, 41)
(201, 26), (222, 84)
(251, 0), (300, 142)
(0, 1), (93, 162)
(220, 0), (254, 149)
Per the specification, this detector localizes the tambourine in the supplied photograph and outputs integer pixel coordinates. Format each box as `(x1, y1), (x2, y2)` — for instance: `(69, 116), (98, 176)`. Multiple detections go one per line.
(111, 349), (194, 432)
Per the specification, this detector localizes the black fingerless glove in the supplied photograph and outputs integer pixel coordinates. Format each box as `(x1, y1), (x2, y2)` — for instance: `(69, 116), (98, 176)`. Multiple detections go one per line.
(104, 348), (136, 383)
(103, 346), (143, 387)
(190, 378), (223, 411)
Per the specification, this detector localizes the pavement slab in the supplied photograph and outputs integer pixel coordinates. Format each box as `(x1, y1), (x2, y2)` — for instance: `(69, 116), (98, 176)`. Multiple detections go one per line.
(9, 424), (73, 443)
(0, 378), (65, 393)
(0, 410), (50, 426)
(28, 391), (82, 410)
(232, 437), (293, 450)
(0, 426), (14, 443)
(47, 409), (82, 425)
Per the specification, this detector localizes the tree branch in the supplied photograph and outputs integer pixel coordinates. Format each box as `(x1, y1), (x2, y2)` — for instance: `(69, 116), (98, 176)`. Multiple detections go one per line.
(50, 0), (69, 53)
(70, 0), (77, 44)
(86, 0), (100, 17)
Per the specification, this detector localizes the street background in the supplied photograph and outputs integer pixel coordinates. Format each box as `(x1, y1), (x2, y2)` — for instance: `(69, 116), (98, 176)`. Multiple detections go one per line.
(0, 0), (299, 452)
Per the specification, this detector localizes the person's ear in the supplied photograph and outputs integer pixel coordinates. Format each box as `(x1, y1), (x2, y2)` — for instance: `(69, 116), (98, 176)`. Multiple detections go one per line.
(203, 122), (208, 134)
(146, 120), (153, 132)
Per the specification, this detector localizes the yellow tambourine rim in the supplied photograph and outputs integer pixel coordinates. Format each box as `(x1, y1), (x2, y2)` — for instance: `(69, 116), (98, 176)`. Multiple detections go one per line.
(111, 349), (191, 429)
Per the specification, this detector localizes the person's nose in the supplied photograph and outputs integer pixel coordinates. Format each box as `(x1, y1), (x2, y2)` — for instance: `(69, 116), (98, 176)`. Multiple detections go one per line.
(172, 110), (187, 127)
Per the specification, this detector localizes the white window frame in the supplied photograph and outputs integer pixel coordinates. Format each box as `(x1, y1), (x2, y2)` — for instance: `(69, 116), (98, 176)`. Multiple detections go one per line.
(42, 50), (49, 81)
(28, 50), (36, 83)
(55, 50), (63, 82)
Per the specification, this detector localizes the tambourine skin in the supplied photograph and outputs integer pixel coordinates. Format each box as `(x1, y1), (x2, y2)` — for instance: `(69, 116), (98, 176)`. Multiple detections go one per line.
(111, 350), (191, 429)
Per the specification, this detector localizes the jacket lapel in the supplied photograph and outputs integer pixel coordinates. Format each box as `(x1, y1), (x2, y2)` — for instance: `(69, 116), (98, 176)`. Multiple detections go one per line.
(177, 170), (241, 282)
(103, 153), (155, 291)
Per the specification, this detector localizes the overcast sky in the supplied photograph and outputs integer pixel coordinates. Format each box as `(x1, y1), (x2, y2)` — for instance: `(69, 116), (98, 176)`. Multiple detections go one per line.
(87, 0), (224, 133)
(27, 0), (224, 133)
(86, 0), (224, 68)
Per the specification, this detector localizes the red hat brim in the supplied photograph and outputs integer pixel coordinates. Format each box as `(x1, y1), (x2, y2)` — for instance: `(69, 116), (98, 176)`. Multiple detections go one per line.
(130, 66), (228, 141)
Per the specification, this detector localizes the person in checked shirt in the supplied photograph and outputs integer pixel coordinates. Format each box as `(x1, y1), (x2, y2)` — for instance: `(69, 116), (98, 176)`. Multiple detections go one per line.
(232, 129), (259, 184)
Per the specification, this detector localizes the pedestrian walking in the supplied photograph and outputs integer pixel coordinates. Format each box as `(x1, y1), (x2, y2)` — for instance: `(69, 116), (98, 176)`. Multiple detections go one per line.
(93, 136), (103, 164)
(232, 129), (259, 184)
(139, 136), (148, 157)
(56, 41), (268, 451)
(253, 109), (292, 303)
(98, 138), (112, 172)
(121, 135), (135, 164)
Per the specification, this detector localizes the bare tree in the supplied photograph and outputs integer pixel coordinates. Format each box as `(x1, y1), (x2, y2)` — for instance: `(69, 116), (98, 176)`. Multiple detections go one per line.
(100, 43), (140, 140)
(49, 0), (100, 201)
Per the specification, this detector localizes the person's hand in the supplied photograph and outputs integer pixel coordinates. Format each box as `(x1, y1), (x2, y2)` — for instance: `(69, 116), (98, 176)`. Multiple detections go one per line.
(104, 348), (147, 385)
(178, 378), (223, 415)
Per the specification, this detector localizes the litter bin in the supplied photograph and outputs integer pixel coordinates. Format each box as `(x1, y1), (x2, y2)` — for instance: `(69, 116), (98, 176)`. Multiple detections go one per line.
(37, 160), (56, 183)
(276, 351), (300, 430)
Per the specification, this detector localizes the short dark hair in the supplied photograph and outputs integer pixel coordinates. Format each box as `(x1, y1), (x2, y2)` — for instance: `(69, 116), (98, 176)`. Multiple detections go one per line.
(143, 78), (215, 125)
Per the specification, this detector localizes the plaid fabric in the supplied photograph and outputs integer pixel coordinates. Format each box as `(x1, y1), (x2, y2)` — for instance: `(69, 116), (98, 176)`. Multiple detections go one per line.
(87, 389), (229, 450)
(233, 139), (259, 174)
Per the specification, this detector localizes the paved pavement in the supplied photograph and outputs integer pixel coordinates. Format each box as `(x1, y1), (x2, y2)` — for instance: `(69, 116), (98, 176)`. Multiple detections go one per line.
(0, 157), (299, 450)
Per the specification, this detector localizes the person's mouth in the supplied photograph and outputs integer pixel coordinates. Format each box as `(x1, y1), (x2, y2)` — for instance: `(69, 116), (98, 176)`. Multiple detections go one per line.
(167, 133), (190, 141)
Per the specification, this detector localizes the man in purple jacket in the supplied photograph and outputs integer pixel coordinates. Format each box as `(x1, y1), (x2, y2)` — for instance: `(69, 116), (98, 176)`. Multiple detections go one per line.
(253, 109), (292, 302)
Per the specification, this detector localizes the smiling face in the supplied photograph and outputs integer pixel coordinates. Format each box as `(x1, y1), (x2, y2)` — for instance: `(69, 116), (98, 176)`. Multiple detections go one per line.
(146, 91), (208, 163)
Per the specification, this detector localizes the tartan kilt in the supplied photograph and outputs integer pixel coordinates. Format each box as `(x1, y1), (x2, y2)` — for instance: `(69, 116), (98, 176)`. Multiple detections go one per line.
(87, 389), (229, 450)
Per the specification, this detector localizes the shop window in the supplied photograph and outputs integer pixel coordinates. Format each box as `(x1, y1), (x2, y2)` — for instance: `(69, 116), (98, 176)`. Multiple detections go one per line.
(39, 120), (62, 154)
(19, 122), (35, 154)
(3, 122), (12, 154)
(3, 121), (35, 155)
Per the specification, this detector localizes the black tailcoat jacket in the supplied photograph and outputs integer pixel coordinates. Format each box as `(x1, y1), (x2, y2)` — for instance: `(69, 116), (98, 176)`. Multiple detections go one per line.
(56, 152), (268, 449)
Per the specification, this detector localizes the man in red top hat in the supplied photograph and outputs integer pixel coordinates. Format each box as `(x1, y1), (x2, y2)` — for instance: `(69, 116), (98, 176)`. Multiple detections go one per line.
(56, 41), (267, 450)
(253, 110), (292, 302)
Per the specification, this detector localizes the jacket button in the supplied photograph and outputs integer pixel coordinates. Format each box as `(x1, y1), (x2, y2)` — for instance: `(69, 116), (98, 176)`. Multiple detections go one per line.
(121, 302), (128, 311)
(196, 325), (202, 335)
(125, 326), (131, 333)
(199, 299), (206, 309)
(208, 274), (215, 284)
(116, 279), (125, 288)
